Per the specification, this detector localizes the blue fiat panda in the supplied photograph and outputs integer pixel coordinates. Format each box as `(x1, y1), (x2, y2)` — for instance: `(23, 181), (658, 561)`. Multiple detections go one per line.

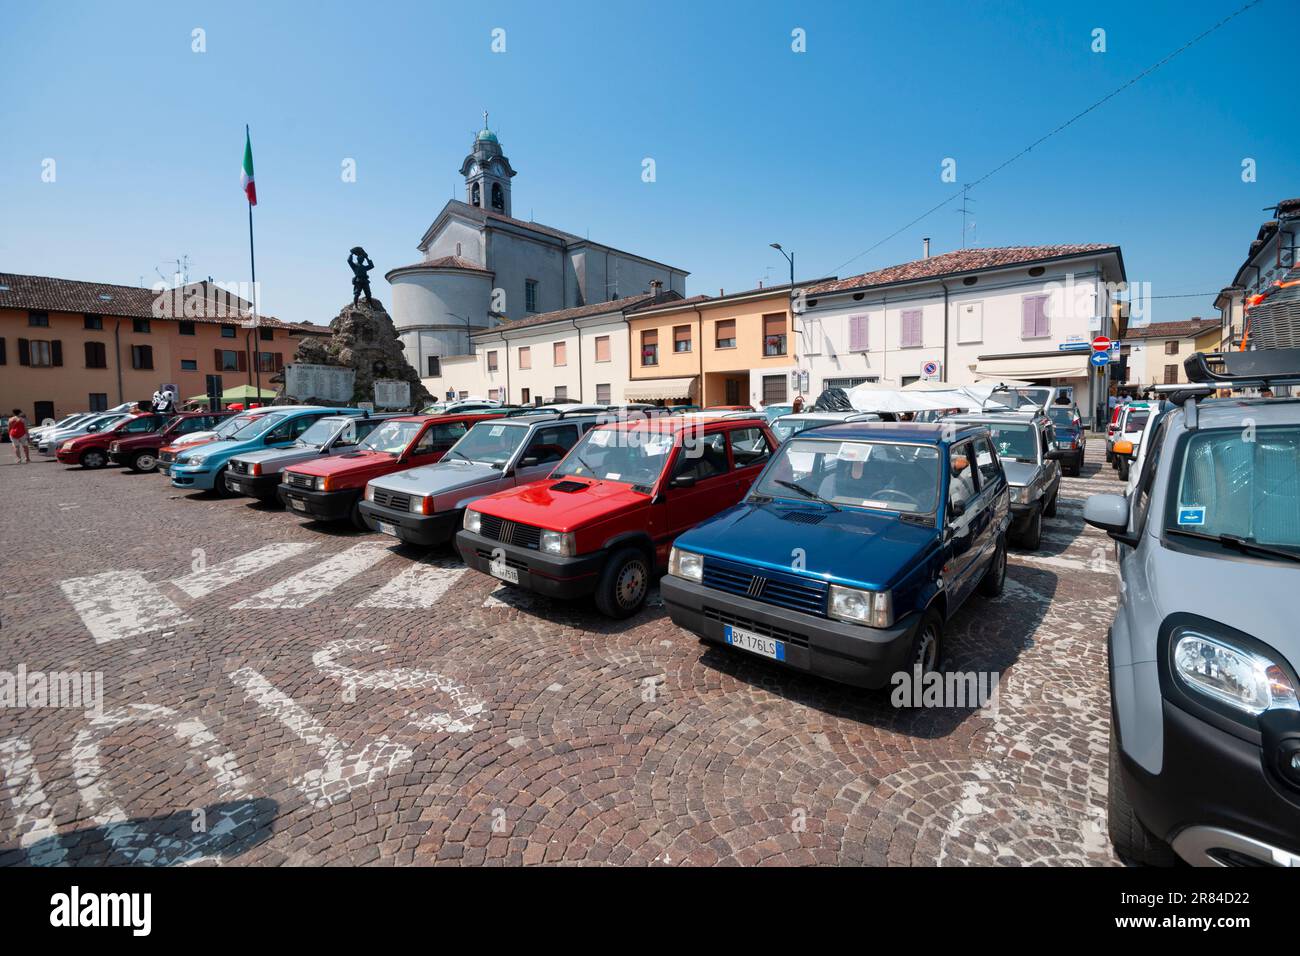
(661, 421), (1010, 688)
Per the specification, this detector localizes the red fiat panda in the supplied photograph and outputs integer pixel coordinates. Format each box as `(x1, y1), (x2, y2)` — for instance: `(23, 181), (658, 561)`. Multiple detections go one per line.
(456, 415), (777, 618)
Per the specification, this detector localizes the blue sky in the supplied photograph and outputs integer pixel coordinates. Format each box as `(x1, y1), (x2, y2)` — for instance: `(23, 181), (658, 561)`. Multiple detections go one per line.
(1, 0), (1294, 325)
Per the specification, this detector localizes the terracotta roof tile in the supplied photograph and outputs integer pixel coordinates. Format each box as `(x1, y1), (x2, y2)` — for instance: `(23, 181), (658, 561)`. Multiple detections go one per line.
(1125, 318), (1221, 340)
(385, 256), (492, 275)
(476, 291), (678, 335)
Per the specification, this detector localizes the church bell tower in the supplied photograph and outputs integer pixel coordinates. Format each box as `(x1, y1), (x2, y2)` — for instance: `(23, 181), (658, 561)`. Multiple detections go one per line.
(460, 111), (516, 218)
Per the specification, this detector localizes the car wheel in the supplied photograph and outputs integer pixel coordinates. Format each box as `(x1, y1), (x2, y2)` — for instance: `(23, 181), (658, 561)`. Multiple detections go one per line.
(1045, 489), (1058, 517)
(1018, 507), (1042, 550)
(1108, 721), (1179, 866)
(1105, 450), (1113, 464)
(594, 547), (651, 619)
(1117, 457), (1130, 482)
(212, 467), (232, 497)
(80, 449), (107, 469)
(978, 535), (1007, 598)
(907, 608), (944, 675)
(130, 452), (158, 473)
(349, 499), (368, 531)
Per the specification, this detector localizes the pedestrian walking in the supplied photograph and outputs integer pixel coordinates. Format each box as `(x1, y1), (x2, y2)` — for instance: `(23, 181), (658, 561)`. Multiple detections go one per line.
(8, 409), (32, 463)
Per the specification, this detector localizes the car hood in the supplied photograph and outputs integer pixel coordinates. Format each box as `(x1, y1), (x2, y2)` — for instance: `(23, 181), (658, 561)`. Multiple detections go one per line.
(178, 438), (243, 460)
(678, 500), (939, 591)
(1000, 459), (1039, 487)
(292, 450), (392, 477)
(477, 477), (650, 531)
(234, 445), (325, 466)
(370, 459), (501, 495)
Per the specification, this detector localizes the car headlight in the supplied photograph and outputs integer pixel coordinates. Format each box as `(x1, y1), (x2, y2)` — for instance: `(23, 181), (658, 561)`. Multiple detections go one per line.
(1010, 486), (1028, 504)
(249, 462), (262, 477)
(365, 484), (376, 502)
(410, 494), (434, 515)
(539, 529), (575, 556)
(829, 584), (893, 628)
(109, 442), (120, 453)
(464, 509), (482, 533)
(668, 546), (703, 582)
(1173, 631), (1299, 717)
(187, 455), (205, 467)
(314, 476), (327, 491)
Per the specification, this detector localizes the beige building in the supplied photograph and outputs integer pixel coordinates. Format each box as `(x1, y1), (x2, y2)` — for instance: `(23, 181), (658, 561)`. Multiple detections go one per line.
(1215, 196), (1299, 350)
(1123, 318), (1222, 387)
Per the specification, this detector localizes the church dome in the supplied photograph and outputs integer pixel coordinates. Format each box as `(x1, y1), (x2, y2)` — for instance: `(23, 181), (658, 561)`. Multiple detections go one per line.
(476, 128), (498, 143)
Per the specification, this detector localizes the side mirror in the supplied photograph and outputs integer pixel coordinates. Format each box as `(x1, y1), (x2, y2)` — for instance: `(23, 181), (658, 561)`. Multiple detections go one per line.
(1045, 448), (1069, 460)
(1084, 494), (1137, 545)
(1112, 440), (1134, 457)
(671, 474), (697, 489)
(949, 497), (967, 518)
(519, 456), (540, 468)
(87, 424), (100, 432)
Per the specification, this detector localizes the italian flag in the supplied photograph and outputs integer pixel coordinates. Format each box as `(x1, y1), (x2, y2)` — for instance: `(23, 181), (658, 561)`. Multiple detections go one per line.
(241, 128), (257, 205)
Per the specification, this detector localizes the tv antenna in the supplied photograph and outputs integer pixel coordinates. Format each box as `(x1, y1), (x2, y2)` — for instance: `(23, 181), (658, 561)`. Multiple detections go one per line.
(957, 187), (976, 248)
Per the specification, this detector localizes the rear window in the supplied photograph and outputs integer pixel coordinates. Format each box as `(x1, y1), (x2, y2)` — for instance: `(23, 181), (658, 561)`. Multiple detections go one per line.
(1125, 410), (1150, 432)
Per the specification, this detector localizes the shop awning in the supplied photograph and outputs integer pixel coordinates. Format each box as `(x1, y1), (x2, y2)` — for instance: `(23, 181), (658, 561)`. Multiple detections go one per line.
(623, 377), (697, 401)
(972, 352), (1092, 380)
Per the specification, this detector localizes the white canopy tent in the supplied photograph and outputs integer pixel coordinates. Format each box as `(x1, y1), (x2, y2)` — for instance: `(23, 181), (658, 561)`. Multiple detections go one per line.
(843, 380), (1028, 414)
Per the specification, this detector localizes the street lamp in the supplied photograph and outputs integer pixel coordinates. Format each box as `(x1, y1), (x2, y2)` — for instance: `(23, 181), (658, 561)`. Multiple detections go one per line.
(770, 244), (800, 391)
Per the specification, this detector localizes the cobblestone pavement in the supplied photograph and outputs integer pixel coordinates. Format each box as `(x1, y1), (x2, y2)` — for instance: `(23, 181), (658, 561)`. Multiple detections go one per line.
(0, 444), (1122, 865)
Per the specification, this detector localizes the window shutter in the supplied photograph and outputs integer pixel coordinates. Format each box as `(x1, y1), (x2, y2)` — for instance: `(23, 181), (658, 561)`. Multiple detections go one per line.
(848, 314), (868, 352)
(214, 348), (223, 370)
(274, 353), (284, 371)
(1021, 298), (1036, 338)
(236, 350), (247, 372)
(901, 309), (922, 348)
(50, 340), (63, 366)
(18, 338), (31, 366)
(85, 341), (96, 366)
(0, 338), (5, 365)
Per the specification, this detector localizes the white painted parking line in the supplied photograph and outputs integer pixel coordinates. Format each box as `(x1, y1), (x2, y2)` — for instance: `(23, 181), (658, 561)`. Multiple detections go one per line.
(355, 560), (464, 609)
(171, 542), (317, 599)
(0, 735), (67, 866)
(227, 666), (413, 809)
(232, 543), (391, 610)
(59, 570), (192, 644)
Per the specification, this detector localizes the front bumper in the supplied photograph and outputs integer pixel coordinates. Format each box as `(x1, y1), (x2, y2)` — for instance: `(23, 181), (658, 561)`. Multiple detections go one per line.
(455, 529), (607, 600)
(1116, 698), (1300, 865)
(55, 447), (81, 463)
(660, 574), (920, 689)
(276, 484), (360, 521)
(225, 471), (283, 500)
(169, 464), (218, 489)
(359, 501), (461, 546)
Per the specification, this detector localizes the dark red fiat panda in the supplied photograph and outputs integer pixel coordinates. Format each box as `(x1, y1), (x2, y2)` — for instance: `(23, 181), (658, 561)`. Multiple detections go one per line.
(456, 415), (777, 617)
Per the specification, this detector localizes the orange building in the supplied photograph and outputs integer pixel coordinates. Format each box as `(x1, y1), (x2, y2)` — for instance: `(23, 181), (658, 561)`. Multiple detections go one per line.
(0, 273), (325, 422)
(625, 283), (804, 407)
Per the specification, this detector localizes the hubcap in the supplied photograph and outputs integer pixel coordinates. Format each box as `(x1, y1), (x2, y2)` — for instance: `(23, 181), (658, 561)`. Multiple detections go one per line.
(616, 560), (648, 608)
(137, 455), (156, 470)
(86, 453), (104, 468)
(916, 626), (938, 672)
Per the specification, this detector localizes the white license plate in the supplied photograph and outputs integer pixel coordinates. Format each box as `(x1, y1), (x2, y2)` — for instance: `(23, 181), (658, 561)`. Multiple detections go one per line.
(724, 624), (786, 662)
(377, 521), (399, 537)
(159, 466), (169, 476)
(489, 561), (519, 584)
(289, 498), (308, 512)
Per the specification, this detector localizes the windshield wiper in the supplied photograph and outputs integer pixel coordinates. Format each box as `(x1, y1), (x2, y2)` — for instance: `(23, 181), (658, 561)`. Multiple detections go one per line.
(1166, 528), (1300, 564)
(772, 479), (841, 511)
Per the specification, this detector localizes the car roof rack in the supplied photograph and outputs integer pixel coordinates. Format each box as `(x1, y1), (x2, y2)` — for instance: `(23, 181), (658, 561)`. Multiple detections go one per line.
(1184, 349), (1300, 386)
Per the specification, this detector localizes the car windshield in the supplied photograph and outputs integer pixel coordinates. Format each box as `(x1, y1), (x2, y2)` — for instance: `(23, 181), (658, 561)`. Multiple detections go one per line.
(359, 420), (422, 455)
(772, 418), (819, 442)
(444, 421), (529, 465)
(213, 414), (255, 437)
(231, 413), (287, 439)
(552, 427), (675, 487)
(1124, 410), (1150, 433)
(1167, 426), (1300, 558)
(756, 438), (940, 513)
(1048, 407), (1077, 427)
(985, 423), (1038, 463)
(1014, 387), (1053, 409)
(296, 416), (351, 448)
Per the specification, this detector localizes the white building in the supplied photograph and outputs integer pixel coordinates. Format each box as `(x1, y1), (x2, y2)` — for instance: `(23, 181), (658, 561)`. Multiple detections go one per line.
(1215, 197), (1299, 350)
(798, 244), (1126, 425)
(1122, 318), (1221, 388)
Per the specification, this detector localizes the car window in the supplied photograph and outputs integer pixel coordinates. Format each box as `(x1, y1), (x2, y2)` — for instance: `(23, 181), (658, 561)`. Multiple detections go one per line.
(267, 414), (321, 443)
(974, 437), (1001, 486)
(123, 416), (157, 433)
(553, 427), (674, 487)
(360, 419), (423, 455)
(430, 421), (468, 446)
(1126, 410), (1150, 433)
(986, 423), (1037, 463)
(730, 427), (771, 469)
(672, 432), (728, 481)
(1132, 414), (1170, 533)
(175, 417), (206, 435)
(949, 442), (978, 510)
(758, 439), (940, 514)
(522, 424), (579, 465)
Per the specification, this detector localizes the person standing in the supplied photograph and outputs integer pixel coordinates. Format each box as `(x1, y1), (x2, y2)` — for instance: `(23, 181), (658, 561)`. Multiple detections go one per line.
(8, 409), (31, 463)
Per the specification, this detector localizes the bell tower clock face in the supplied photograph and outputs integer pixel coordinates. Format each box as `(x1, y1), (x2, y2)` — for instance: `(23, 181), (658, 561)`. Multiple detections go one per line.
(492, 161), (504, 176)
(468, 162), (479, 177)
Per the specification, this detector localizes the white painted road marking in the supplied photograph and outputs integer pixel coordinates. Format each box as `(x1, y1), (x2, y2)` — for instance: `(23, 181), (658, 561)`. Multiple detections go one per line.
(232, 543), (391, 610)
(59, 570), (191, 644)
(227, 666), (414, 809)
(171, 542), (317, 599)
(356, 559), (464, 609)
(0, 735), (67, 866)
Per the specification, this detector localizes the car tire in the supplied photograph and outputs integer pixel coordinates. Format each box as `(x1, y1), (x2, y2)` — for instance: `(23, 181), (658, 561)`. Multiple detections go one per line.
(212, 467), (232, 497)
(1108, 722), (1179, 866)
(1117, 457), (1130, 482)
(594, 547), (651, 619)
(1045, 489), (1058, 517)
(978, 535), (1007, 598)
(349, 499), (368, 531)
(1105, 450), (1113, 464)
(906, 608), (944, 676)
(80, 449), (108, 469)
(1018, 507), (1043, 550)
(129, 452), (158, 473)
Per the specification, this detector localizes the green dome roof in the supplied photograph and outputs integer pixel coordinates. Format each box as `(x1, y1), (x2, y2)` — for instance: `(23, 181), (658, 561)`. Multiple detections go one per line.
(476, 128), (498, 143)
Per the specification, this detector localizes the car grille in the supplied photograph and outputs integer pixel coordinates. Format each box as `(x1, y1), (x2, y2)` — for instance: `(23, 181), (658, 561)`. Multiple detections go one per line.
(370, 488), (410, 511)
(229, 459), (251, 475)
(160, 450), (176, 463)
(704, 607), (809, 648)
(285, 472), (315, 489)
(702, 556), (828, 617)
(479, 514), (542, 550)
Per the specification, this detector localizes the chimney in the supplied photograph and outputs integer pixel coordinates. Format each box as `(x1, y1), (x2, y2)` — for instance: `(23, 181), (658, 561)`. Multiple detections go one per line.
(923, 237), (931, 259)
(649, 279), (663, 298)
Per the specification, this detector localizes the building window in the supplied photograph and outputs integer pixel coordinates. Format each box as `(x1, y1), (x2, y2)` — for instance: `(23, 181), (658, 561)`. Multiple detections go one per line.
(1164, 340), (1179, 355)
(554, 386), (568, 402)
(848, 313), (870, 352)
(1164, 364), (1179, 385)
(20, 339), (56, 367)
(133, 318), (151, 334)
(824, 376), (877, 389)
(84, 341), (107, 368)
(492, 182), (505, 211)
(181, 359), (198, 371)
(219, 349), (240, 371)
(594, 335), (611, 363)
(28, 311), (49, 327)
(900, 309), (923, 348)
(521, 388), (531, 405)
(131, 344), (154, 370)
(89, 393), (108, 412)
(257, 352), (279, 373)
(517, 346), (530, 369)
(426, 355), (440, 377)
(179, 320), (196, 335)
(715, 319), (736, 349)
(957, 302), (983, 344)
(673, 325), (692, 353)
(901, 375), (920, 387)
(471, 182), (481, 207)
(84, 314), (103, 330)
(1020, 294), (1050, 339)
(761, 374), (787, 405)
(221, 324), (237, 338)
(525, 280), (539, 313)
(596, 383), (611, 404)
(487, 350), (499, 372)
(763, 313), (787, 356)
(641, 329), (658, 366)
(488, 388), (500, 401)
(553, 341), (567, 366)
(259, 327), (274, 341)
(0, 338), (5, 365)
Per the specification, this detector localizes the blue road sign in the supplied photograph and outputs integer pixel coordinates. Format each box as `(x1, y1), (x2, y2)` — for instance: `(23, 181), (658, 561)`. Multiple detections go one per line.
(1089, 351), (1111, 367)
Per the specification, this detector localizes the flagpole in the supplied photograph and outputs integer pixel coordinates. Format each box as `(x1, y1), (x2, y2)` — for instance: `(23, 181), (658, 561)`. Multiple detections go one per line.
(246, 124), (260, 402)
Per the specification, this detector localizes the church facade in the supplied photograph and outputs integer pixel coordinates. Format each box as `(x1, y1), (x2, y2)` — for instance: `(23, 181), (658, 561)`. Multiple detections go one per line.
(386, 118), (689, 381)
